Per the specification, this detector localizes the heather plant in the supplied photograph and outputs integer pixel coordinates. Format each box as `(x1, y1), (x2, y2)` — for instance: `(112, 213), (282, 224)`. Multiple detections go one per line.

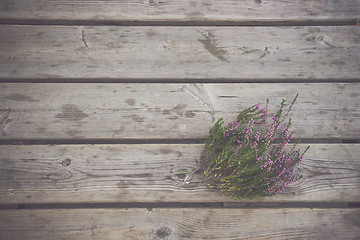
(198, 94), (309, 199)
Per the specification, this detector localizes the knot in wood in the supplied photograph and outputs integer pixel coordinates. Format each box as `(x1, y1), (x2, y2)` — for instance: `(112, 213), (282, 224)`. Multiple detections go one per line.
(151, 226), (173, 239)
(61, 158), (72, 166)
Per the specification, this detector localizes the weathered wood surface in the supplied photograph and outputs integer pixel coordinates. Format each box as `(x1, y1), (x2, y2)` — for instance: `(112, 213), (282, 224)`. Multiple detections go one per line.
(0, 0), (359, 22)
(1, 208), (359, 240)
(0, 26), (359, 80)
(1, 83), (359, 140)
(0, 144), (359, 204)
(0, 1), (358, 239)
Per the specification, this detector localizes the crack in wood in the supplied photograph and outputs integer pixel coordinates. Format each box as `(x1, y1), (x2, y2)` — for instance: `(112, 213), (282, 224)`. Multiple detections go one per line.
(148, 0), (169, 6)
(81, 28), (89, 47)
(0, 109), (12, 135)
(198, 31), (229, 63)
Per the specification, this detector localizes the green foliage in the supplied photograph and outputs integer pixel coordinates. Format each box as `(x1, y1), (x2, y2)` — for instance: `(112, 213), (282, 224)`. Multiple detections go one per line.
(199, 95), (309, 199)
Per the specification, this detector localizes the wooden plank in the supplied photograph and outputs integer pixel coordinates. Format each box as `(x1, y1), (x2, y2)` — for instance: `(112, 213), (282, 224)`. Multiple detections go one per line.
(0, 144), (359, 204)
(1, 83), (359, 140)
(0, 26), (359, 80)
(0, 0), (359, 22)
(0, 208), (359, 239)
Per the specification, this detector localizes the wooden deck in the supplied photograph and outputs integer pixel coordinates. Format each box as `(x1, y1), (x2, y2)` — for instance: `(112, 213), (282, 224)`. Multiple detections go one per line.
(0, 1), (359, 239)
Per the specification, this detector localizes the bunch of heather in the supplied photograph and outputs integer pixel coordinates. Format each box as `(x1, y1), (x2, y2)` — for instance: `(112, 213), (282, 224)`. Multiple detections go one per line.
(199, 94), (309, 199)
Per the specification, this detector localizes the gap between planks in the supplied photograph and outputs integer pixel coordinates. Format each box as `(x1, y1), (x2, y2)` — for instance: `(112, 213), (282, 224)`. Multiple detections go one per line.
(0, 19), (357, 27)
(0, 201), (358, 210)
(0, 138), (359, 145)
(0, 77), (360, 84)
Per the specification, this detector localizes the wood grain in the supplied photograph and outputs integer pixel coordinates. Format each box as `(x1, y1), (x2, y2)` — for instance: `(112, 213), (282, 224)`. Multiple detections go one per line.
(0, 208), (359, 239)
(1, 83), (359, 140)
(0, 144), (359, 204)
(0, 0), (359, 22)
(0, 26), (359, 80)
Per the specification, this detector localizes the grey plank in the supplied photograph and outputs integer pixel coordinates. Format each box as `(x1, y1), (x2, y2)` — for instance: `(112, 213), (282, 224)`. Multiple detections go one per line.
(0, 83), (359, 140)
(0, 144), (359, 203)
(0, 208), (359, 240)
(0, 26), (359, 80)
(0, 0), (359, 22)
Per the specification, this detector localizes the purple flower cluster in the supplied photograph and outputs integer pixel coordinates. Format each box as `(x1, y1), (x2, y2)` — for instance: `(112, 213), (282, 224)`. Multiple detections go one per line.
(219, 97), (307, 196)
